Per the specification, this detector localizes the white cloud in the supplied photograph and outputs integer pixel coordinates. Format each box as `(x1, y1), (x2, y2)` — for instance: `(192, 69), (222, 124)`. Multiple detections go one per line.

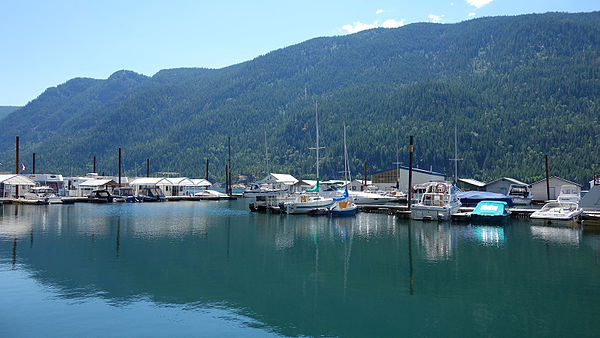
(428, 14), (444, 23)
(466, 0), (493, 9)
(382, 19), (405, 28)
(342, 21), (379, 34)
(450, 2), (455, 6)
(376, 9), (384, 15)
(341, 18), (405, 34)
(468, 12), (476, 17)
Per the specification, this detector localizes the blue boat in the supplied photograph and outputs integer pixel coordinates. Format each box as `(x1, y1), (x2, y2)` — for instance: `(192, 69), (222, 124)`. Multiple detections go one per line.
(471, 200), (511, 223)
(457, 191), (514, 207)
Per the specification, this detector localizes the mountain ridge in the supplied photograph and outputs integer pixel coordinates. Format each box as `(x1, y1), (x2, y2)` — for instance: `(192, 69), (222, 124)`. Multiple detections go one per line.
(1, 11), (599, 185)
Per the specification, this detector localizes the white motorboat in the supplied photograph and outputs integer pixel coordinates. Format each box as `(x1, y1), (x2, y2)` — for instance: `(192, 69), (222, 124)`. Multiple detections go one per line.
(24, 186), (62, 204)
(507, 184), (532, 205)
(349, 190), (397, 205)
(530, 201), (583, 224)
(556, 184), (581, 204)
(194, 189), (229, 200)
(410, 182), (461, 221)
(283, 192), (334, 214)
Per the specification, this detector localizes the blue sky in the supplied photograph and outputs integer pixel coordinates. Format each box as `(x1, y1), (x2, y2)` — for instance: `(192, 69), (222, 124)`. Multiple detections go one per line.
(1, 0), (598, 106)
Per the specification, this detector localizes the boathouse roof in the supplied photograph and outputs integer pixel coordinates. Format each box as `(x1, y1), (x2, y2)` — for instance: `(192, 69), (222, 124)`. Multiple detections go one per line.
(0, 174), (35, 186)
(459, 178), (486, 187)
(79, 179), (118, 187)
(266, 173), (298, 185)
(190, 179), (211, 187)
(130, 178), (169, 186)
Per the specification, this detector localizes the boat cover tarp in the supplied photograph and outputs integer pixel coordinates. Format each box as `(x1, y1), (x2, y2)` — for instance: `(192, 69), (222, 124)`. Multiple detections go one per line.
(457, 191), (514, 207)
(580, 186), (600, 211)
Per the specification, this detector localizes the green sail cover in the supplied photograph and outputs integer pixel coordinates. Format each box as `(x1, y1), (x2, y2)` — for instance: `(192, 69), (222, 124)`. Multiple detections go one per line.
(306, 179), (319, 193)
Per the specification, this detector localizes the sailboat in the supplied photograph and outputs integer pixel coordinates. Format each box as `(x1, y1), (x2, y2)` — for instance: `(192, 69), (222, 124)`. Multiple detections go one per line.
(283, 102), (334, 214)
(331, 124), (357, 216)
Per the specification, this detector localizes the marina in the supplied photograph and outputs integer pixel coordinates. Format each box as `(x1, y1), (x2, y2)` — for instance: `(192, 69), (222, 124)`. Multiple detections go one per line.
(2, 199), (600, 336)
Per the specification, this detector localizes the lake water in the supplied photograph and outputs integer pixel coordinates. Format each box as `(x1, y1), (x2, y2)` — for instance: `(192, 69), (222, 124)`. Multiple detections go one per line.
(1, 200), (600, 337)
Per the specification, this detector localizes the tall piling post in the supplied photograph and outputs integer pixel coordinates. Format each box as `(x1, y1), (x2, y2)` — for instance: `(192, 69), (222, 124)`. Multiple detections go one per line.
(363, 160), (367, 190)
(408, 136), (414, 210)
(225, 165), (229, 194)
(205, 159), (209, 181)
(15, 136), (19, 198)
(228, 136), (232, 196)
(93, 156), (96, 174)
(118, 148), (122, 187)
(545, 154), (550, 200)
(32, 153), (36, 175)
(146, 158), (149, 178)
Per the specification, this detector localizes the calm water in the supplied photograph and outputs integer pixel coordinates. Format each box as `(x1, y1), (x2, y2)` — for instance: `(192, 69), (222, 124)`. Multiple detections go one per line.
(1, 200), (600, 337)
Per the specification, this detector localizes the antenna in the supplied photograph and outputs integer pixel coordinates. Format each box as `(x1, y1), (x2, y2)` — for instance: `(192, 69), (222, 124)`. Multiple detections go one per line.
(449, 124), (463, 183)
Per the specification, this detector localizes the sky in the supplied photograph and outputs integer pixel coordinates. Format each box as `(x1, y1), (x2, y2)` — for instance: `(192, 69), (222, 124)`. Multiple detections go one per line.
(1, 0), (598, 106)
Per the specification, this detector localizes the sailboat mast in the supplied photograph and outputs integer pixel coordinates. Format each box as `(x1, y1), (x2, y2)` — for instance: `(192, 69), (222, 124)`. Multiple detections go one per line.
(315, 101), (319, 180)
(343, 124), (348, 184)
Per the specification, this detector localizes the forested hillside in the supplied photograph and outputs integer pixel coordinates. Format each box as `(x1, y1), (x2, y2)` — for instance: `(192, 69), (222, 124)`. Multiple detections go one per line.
(0, 12), (599, 186)
(0, 106), (20, 121)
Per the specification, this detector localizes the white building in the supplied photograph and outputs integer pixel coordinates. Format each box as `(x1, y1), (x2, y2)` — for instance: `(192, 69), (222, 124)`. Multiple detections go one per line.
(27, 173), (67, 196)
(371, 166), (445, 192)
(530, 176), (582, 201)
(129, 177), (169, 195)
(77, 179), (118, 197)
(0, 174), (35, 198)
(485, 177), (528, 195)
(262, 173), (298, 192)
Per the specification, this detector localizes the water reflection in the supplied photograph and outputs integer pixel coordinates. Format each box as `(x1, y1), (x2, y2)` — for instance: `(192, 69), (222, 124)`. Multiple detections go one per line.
(530, 225), (582, 245)
(1, 202), (600, 337)
(470, 225), (505, 247)
(413, 221), (454, 262)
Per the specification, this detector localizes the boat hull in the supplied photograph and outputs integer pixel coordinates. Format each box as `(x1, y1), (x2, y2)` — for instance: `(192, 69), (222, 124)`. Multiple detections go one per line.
(411, 204), (460, 221)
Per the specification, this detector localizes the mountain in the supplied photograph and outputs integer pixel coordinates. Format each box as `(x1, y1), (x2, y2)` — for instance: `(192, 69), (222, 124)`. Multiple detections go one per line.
(0, 106), (20, 121)
(1, 12), (599, 185)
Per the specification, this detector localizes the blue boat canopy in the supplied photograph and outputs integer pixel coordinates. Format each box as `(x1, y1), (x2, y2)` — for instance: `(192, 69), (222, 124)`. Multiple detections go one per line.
(457, 191), (514, 207)
(472, 200), (511, 216)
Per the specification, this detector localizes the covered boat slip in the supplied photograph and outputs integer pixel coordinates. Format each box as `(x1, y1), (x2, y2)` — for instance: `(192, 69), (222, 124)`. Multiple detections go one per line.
(0, 174), (36, 198)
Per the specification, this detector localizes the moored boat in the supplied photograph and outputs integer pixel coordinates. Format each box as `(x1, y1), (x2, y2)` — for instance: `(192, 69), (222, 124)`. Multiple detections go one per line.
(507, 184), (532, 206)
(530, 201), (583, 225)
(471, 200), (511, 223)
(411, 182), (461, 221)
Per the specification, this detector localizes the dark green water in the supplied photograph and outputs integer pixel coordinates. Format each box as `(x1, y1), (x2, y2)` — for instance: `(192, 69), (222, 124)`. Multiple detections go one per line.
(1, 200), (600, 337)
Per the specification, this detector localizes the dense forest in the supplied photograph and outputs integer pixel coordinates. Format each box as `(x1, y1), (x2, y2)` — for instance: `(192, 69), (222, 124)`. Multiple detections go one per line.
(0, 12), (599, 186)
(0, 106), (20, 121)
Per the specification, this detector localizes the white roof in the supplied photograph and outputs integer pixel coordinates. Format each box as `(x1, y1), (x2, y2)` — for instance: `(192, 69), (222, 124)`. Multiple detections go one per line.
(267, 173), (298, 185)
(190, 179), (212, 187)
(129, 177), (169, 186)
(79, 179), (117, 187)
(459, 178), (486, 187)
(487, 177), (528, 186)
(164, 177), (194, 186)
(0, 174), (35, 186)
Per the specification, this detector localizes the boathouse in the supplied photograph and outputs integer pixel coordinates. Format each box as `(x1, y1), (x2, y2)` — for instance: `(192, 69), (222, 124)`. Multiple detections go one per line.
(77, 179), (118, 197)
(530, 176), (582, 201)
(458, 178), (486, 191)
(27, 173), (67, 196)
(485, 177), (528, 195)
(371, 166), (445, 192)
(263, 173), (298, 192)
(129, 177), (169, 195)
(185, 179), (212, 195)
(161, 177), (195, 197)
(0, 174), (35, 198)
